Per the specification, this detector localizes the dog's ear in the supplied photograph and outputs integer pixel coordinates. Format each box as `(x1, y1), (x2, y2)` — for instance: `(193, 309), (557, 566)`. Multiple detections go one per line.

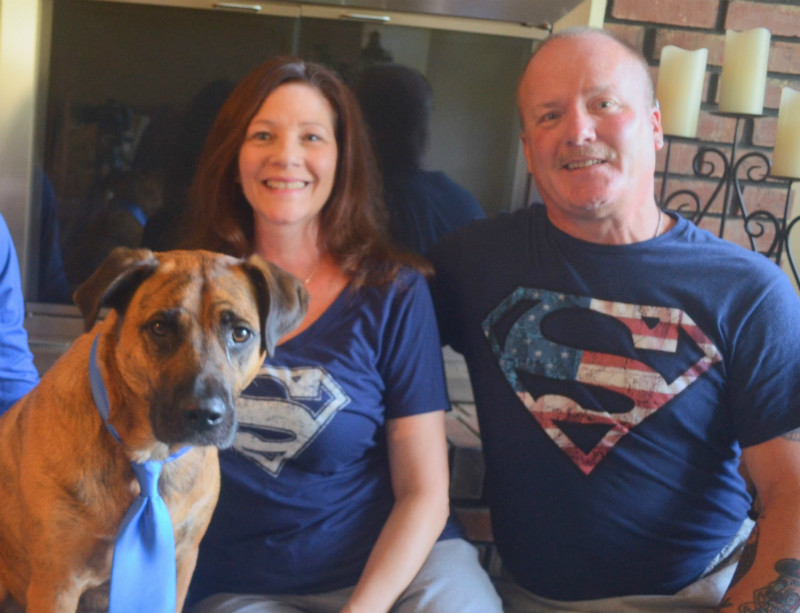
(242, 254), (309, 356)
(73, 247), (159, 331)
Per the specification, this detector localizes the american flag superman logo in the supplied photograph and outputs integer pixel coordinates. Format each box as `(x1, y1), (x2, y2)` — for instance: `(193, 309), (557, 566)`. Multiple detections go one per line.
(482, 288), (722, 475)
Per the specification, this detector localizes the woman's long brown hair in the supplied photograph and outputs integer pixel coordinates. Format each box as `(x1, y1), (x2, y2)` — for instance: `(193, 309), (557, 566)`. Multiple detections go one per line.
(182, 56), (428, 286)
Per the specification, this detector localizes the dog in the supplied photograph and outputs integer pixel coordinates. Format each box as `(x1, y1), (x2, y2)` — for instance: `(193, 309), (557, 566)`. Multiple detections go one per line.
(0, 247), (308, 613)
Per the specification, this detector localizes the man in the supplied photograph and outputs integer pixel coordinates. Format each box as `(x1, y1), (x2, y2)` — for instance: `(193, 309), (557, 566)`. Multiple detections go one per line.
(0, 213), (39, 414)
(429, 27), (800, 613)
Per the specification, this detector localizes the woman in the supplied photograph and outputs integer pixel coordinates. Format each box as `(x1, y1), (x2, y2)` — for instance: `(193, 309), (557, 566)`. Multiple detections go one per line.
(183, 57), (502, 613)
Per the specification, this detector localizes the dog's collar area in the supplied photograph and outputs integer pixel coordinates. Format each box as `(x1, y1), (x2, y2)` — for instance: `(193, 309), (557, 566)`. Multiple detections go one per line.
(89, 335), (122, 444)
(89, 335), (188, 463)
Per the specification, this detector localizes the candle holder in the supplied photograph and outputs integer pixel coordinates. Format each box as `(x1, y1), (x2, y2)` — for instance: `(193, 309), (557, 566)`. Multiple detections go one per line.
(659, 113), (800, 287)
(775, 177), (799, 285)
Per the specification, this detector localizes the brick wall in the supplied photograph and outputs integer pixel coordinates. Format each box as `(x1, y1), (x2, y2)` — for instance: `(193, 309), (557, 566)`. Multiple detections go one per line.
(605, 0), (800, 254)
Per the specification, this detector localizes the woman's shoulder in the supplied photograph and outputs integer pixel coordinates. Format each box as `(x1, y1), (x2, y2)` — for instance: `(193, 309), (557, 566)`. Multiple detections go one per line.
(363, 265), (428, 297)
(350, 266), (433, 315)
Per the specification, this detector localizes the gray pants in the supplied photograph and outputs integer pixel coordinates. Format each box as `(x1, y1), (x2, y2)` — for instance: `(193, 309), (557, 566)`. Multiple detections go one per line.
(188, 538), (503, 613)
(496, 518), (756, 613)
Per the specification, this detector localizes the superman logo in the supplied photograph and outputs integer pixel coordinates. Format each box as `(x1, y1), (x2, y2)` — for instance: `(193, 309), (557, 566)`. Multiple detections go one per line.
(482, 288), (722, 475)
(234, 365), (350, 476)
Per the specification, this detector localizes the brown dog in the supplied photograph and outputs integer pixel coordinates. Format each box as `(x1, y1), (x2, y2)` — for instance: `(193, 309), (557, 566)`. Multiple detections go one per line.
(0, 248), (308, 613)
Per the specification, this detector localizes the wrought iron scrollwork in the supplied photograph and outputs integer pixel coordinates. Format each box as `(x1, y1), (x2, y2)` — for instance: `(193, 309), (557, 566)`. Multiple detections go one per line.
(689, 146), (728, 226)
(743, 210), (782, 258)
(663, 189), (702, 219)
(731, 151), (773, 252)
(785, 215), (800, 288)
(659, 117), (800, 288)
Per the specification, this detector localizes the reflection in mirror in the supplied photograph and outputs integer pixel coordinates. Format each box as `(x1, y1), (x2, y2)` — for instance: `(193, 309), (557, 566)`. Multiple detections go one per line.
(41, 0), (298, 300)
(38, 0), (534, 301)
(354, 63), (486, 255)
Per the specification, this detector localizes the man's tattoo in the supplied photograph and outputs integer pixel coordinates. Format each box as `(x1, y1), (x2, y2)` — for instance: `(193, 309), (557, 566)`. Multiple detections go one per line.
(735, 558), (800, 612)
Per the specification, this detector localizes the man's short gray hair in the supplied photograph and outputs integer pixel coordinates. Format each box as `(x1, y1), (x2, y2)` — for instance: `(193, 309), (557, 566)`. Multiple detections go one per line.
(519, 26), (656, 112)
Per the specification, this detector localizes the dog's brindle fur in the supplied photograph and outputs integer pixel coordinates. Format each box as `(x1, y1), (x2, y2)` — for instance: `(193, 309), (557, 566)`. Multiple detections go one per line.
(0, 248), (308, 613)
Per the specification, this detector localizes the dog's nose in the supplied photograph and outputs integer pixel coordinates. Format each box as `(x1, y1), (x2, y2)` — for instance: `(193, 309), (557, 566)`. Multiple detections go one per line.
(184, 398), (226, 431)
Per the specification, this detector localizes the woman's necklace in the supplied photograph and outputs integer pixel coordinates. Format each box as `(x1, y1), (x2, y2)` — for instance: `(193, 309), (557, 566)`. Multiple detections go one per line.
(303, 260), (321, 286)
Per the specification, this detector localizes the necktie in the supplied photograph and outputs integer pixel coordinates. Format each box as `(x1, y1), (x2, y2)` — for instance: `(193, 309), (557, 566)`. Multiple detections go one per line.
(108, 460), (177, 613)
(89, 336), (186, 613)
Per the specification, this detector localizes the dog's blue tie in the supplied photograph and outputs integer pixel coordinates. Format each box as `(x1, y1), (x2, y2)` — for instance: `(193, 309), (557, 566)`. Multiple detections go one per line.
(89, 335), (186, 613)
(108, 460), (177, 613)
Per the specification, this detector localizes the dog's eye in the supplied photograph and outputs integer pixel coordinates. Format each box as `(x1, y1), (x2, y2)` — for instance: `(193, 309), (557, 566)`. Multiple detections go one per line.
(232, 326), (252, 343)
(149, 319), (169, 337)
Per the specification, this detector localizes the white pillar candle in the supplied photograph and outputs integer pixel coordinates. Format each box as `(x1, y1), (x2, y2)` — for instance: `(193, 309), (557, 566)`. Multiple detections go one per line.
(656, 45), (708, 138)
(772, 88), (800, 179)
(718, 28), (771, 115)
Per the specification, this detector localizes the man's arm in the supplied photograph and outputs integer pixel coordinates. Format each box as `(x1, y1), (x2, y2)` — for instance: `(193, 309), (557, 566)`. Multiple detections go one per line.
(716, 426), (800, 612)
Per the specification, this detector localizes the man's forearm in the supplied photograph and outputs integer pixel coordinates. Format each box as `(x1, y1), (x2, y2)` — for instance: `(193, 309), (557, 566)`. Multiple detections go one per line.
(716, 507), (800, 612)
